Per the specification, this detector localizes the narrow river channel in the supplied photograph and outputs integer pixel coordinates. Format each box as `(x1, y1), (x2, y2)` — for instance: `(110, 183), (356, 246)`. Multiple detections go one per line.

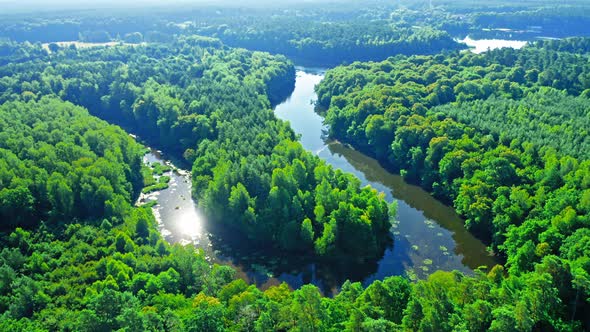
(141, 67), (497, 294)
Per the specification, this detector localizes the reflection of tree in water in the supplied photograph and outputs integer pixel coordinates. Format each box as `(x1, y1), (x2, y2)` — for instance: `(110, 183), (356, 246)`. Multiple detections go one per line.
(205, 222), (393, 295)
(326, 142), (498, 271)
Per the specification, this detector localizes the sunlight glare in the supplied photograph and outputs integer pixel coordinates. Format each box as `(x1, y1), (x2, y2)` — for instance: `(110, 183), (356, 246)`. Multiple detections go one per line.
(175, 205), (205, 245)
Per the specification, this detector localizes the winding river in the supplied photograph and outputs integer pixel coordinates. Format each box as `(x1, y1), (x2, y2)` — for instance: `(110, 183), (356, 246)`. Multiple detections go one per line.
(142, 67), (497, 294)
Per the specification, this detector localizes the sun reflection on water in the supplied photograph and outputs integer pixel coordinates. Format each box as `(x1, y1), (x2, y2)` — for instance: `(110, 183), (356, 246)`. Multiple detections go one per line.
(175, 205), (205, 245)
(140, 149), (211, 249)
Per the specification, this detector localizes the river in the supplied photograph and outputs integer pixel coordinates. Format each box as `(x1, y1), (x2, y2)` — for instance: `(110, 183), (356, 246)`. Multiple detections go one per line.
(141, 67), (497, 294)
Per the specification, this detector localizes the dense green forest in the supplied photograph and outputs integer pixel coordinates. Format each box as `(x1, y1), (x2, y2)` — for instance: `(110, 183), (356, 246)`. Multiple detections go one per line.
(0, 38), (416, 330)
(1, 0), (590, 331)
(0, 97), (399, 331)
(316, 37), (590, 330)
(0, 37), (395, 260)
(2, 0), (590, 66)
(0, 97), (144, 227)
(191, 16), (460, 66)
(0, 7), (462, 66)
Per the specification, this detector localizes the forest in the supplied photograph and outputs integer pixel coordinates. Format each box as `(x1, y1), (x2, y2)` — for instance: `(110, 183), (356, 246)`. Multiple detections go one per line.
(191, 16), (461, 66)
(0, 35), (404, 330)
(316, 36), (590, 330)
(0, 0), (589, 331)
(2, 0), (590, 66)
(0, 35), (397, 260)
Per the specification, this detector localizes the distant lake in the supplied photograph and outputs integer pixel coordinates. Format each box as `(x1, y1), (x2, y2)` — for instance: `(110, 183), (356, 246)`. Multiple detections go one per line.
(459, 36), (528, 54)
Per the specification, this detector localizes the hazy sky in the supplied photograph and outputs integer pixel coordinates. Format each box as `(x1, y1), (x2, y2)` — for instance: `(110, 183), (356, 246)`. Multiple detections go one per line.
(0, 0), (333, 12)
(1, 0), (209, 10)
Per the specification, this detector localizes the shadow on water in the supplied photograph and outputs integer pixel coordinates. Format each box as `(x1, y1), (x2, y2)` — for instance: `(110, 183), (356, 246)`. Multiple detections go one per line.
(203, 219), (393, 296)
(326, 142), (498, 274)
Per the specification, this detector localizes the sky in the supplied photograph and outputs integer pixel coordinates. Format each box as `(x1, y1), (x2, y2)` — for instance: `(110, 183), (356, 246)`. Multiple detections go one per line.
(0, 0), (332, 12)
(1, 0), (210, 11)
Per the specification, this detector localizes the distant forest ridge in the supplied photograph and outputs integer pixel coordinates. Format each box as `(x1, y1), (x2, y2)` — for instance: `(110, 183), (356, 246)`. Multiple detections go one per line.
(1, 0), (590, 66)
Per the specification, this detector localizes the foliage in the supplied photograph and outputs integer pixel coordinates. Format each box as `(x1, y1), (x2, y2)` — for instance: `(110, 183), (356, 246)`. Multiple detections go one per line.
(194, 16), (461, 66)
(0, 37), (393, 260)
(0, 97), (144, 226)
(1, 4), (590, 330)
(316, 37), (590, 330)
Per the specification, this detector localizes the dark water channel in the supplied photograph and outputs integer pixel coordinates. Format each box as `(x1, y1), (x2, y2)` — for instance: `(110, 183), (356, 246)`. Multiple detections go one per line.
(140, 67), (497, 295)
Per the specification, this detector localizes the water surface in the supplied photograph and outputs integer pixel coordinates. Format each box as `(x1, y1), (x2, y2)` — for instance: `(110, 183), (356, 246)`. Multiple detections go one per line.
(459, 36), (527, 54)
